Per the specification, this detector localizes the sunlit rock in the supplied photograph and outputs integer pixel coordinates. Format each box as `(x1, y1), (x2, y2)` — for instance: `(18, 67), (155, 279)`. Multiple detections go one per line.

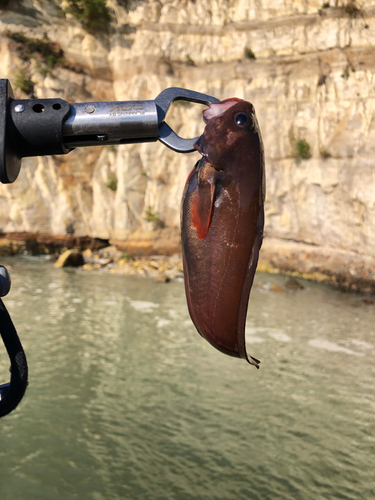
(54, 249), (84, 268)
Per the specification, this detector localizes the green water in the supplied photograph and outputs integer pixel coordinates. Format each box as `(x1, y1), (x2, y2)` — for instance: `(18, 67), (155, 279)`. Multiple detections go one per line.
(0, 256), (374, 500)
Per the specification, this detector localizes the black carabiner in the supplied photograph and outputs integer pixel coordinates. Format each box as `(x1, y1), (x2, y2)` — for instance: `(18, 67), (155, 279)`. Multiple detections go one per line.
(0, 266), (28, 418)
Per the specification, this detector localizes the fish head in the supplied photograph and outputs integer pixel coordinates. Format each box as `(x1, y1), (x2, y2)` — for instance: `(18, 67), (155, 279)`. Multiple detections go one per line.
(194, 98), (262, 175)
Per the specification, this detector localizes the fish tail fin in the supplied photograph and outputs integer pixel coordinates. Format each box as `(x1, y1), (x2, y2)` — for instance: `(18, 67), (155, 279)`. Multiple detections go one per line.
(246, 354), (261, 369)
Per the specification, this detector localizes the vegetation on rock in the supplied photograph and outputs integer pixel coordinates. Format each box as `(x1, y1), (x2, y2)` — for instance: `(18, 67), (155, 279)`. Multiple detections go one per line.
(119, 252), (132, 260)
(143, 207), (165, 229)
(106, 173), (118, 191)
(245, 48), (256, 59)
(320, 149), (332, 159)
(294, 139), (312, 162)
(14, 69), (34, 95)
(341, 66), (350, 80)
(7, 31), (66, 77)
(144, 206), (161, 223)
(61, 0), (111, 32)
(185, 55), (196, 67)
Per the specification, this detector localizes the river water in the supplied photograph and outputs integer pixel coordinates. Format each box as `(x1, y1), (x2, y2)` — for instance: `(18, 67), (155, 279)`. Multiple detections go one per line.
(0, 256), (374, 500)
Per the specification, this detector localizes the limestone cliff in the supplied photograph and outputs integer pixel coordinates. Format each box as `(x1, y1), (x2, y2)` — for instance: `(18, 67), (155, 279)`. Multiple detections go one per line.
(0, 0), (375, 289)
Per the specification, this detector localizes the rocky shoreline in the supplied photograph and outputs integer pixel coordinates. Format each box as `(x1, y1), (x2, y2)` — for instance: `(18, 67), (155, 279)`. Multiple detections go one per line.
(79, 247), (184, 283)
(53, 239), (375, 294)
(2, 231), (375, 294)
(258, 238), (375, 295)
(0, 231), (184, 283)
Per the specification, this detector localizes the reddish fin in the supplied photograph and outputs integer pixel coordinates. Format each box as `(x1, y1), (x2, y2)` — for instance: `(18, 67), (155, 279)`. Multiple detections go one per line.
(191, 165), (219, 240)
(191, 180), (215, 239)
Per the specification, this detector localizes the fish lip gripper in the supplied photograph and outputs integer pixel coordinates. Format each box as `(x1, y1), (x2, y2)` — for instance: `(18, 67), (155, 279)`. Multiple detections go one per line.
(0, 79), (219, 185)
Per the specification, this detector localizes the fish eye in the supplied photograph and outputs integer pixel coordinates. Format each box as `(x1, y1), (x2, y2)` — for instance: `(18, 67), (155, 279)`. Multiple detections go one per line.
(234, 112), (251, 128)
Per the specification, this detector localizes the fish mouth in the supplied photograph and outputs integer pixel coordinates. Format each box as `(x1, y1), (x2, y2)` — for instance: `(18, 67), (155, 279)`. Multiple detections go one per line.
(193, 135), (206, 157)
(202, 97), (244, 123)
(193, 136), (226, 172)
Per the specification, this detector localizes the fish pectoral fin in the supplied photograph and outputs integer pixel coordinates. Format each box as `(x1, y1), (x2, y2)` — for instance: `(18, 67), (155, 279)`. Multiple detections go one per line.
(191, 168), (219, 240)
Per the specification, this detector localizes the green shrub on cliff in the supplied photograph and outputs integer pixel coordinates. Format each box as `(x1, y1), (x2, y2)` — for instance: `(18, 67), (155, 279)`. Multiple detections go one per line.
(62, 0), (111, 32)
(245, 48), (256, 59)
(14, 69), (34, 95)
(144, 206), (160, 223)
(294, 139), (311, 163)
(143, 206), (165, 229)
(185, 55), (195, 67)
(106, 173), (118, 191)
(7, 31), (66, 77)
(7, 32), (64, 62)
(320, 149), (331, 159)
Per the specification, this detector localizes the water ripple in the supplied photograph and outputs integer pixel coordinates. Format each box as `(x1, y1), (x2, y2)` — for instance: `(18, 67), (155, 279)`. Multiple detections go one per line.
(0, 259), (374, 500)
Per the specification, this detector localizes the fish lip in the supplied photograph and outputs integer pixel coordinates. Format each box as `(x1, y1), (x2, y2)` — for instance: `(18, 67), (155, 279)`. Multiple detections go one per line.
(193, 140), (226, 172)
(202, 97), (244, 122)
(193, 137), (206, 157)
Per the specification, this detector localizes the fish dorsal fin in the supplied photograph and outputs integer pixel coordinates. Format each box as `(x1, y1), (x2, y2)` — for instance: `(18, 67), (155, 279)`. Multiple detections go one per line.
(191, 163), (219, 240)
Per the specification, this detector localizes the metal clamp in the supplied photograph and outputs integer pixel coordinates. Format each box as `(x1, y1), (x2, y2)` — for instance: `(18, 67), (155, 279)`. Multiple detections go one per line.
(0, 79), (219, 184)
(62, 86), (219, 152)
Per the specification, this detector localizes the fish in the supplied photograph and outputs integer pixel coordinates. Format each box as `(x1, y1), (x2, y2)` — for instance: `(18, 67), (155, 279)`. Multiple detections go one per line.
(181, 98), (265, 367)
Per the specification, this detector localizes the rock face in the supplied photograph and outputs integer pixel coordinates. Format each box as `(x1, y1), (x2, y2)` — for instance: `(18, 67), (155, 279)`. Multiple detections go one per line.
(0, 0), (375, 285)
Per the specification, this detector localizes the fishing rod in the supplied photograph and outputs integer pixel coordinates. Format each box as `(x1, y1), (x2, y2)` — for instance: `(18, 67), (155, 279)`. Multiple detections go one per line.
(0, 78), (219, 417)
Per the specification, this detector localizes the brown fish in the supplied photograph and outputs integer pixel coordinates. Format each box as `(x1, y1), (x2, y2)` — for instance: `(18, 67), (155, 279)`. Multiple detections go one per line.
(181, 98), (265, 367)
